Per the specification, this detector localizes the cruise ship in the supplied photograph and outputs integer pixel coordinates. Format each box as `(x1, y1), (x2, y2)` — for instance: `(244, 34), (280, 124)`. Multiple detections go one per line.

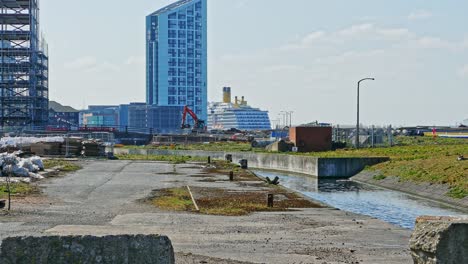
(208, 87), (271, 131)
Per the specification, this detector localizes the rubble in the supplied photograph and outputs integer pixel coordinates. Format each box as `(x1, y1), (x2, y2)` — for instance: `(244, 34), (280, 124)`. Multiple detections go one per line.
(0, 152), (45, 178)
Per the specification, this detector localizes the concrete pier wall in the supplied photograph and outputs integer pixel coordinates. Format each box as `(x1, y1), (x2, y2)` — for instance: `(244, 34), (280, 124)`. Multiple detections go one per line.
(115, 148), (387, 178)
(410, 216), (468, 264)
(0, 235), (175, 264)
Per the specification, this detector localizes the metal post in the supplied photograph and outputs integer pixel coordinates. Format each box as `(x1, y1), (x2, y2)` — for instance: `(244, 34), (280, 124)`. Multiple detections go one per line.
(356, 78), (375, 149)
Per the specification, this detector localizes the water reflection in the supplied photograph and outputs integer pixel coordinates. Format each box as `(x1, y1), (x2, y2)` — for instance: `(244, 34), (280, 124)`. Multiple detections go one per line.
(254, 170), (465, 229)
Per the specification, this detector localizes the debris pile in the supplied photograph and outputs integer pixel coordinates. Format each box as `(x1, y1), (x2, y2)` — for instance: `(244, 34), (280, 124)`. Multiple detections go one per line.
(0, 137), (106, 157)
(0, 152), (45, 179)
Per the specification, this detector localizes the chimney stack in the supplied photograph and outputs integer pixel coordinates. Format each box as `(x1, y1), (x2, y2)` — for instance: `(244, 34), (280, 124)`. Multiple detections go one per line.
(223, 87), (232, 103)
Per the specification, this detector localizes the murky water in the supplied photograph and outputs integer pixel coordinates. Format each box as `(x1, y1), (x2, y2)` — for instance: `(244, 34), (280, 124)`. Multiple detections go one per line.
(254, 170), (466, 229)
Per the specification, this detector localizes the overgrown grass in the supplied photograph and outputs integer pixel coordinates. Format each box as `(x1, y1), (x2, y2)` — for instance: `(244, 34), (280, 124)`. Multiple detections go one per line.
(121, 142), (255, 152)
(43, 159), (82, 172)
(151, 188), (195, 211)
(373, 174), (387, 181)
(0, 182), (38, 199)
(116, 154), (206, 164)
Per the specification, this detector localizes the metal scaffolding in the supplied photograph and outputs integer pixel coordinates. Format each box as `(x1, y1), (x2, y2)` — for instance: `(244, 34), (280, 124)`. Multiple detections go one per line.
(0, 0), (48, 131)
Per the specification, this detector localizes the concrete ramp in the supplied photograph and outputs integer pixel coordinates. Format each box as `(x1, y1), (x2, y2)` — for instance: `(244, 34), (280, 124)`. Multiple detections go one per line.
(0, 234), (175, 264)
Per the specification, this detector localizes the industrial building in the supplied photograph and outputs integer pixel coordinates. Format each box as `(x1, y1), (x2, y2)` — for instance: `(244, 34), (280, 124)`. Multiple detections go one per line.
(48, 101), (79, 130)
(79, 103), (183, 134)
(146, 0), (208, 122)
(208, 87), (271, 131)
(0, 0), (49, 130)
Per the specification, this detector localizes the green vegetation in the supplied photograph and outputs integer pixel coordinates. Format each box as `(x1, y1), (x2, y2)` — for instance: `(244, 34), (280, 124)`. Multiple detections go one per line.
(43, 159), (82, 172)
(151, 188), (195, 211)
(116, 154), (206, 164)
(0, 183), (38, 199)
(373, 174), (387, 181)
(121, 136), (467, 199)
(133, 141), (255, 152)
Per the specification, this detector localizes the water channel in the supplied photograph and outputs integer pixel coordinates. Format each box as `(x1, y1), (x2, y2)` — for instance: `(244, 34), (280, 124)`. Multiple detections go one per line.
(254, 170), (465, 229)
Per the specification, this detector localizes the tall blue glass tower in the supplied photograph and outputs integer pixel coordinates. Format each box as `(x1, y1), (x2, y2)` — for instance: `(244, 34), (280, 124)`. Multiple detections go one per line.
(146, 0), (208, 121)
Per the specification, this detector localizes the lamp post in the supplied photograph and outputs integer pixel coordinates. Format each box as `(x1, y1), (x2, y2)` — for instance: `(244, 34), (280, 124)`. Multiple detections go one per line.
(289, 111), (294, 127)
(356, 78), (375, 149)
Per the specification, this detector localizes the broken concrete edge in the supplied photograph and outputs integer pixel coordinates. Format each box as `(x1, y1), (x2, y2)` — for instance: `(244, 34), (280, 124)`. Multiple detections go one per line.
(352, 171), (468, 213)
(0, 234), (175, 264)
(410, 215), (468, 264)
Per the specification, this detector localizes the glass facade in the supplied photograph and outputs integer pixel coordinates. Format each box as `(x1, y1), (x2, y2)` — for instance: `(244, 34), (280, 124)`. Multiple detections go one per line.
(146, 0), (208, 123)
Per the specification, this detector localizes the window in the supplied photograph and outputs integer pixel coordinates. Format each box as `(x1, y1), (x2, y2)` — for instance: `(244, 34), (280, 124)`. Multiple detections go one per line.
(178, 14), (186, 20)
(168, 87), (177, 95)
(179, 21), (186, 29)
(179, 97), (187, 105)
(178, 87), (186, 95)
(168, 96), (177, 105)
(168, 13), (177, 19)
(168, 21), (177, 28)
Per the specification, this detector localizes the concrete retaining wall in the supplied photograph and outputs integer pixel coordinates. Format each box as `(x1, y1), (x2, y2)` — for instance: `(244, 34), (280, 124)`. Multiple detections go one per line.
(115, 148), (387, 178)
(0, 235), (175, 264)
(410, 216), (468, 264)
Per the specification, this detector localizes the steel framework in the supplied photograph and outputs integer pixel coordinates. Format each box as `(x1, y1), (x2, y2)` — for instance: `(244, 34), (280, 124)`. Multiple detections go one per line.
(0, 0), (48, 131)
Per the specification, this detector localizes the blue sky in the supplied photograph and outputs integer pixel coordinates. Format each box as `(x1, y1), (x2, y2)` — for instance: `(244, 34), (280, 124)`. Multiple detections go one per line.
(41, 0), (468, 126)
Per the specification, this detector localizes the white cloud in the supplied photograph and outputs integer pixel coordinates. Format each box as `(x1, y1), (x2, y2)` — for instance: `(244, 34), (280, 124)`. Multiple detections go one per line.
(458, 65), (468, 78)
(408, 10), (433, 20)
(417, 37), (454, 49)
(377, 28), (412, 39)
(125, 56), (145, 66)
(339, 23), (374, 36)
(302, 31), (326, 44)
(64, 56), (97, 70)
(64, 56), (119, 73)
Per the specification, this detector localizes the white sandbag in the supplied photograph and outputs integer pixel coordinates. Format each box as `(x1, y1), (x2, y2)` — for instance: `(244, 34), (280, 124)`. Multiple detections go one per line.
(29, 172), (44, 180)
(12, 165), (30, 177)
(29, 156), (44, 170)
(19, 159), (39, 173)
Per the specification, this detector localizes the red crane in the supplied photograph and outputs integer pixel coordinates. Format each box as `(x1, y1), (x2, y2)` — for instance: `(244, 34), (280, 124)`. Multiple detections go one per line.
(181, 105), (206, 131)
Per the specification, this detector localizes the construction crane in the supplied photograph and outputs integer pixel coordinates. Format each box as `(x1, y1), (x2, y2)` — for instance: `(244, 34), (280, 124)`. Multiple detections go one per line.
(181, 106), (206, 132)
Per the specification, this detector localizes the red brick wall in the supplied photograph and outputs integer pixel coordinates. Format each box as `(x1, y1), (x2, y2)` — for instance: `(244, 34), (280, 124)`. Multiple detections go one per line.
(289, 127), (332, 152)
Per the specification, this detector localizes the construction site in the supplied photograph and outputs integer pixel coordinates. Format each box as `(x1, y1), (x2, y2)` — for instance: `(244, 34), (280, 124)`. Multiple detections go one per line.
(0, 0), (48, 131)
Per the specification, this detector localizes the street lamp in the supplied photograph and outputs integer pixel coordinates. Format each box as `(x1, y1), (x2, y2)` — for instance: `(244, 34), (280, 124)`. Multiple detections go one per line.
(356, 78), (375, 149)
(287, 111), (294, 127)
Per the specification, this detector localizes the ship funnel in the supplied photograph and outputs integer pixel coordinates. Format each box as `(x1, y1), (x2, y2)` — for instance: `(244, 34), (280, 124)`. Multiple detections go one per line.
(223, 87), (231, 103)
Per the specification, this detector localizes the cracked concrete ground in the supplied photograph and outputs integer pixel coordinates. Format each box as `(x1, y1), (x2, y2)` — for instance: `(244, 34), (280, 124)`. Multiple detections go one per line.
(0, 160), (412, 263)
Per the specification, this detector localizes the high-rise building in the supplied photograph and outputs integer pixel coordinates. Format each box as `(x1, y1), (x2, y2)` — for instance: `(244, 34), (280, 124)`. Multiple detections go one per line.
(146, 0), (208, 122)
(0, 0), (49, 130)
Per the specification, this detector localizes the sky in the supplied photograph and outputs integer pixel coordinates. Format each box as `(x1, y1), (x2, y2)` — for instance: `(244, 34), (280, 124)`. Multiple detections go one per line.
(41, 0), (468, 127)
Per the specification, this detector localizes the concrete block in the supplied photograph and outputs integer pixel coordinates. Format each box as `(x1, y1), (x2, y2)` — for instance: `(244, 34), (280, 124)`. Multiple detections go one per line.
(0, 235), (175, 264)
(410, 216), (468, 264)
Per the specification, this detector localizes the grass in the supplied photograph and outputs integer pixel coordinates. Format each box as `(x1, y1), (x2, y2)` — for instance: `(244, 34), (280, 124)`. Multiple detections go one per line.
(373, 174), (387, 181)
(150, 187), (322, 216)
(151, 188), (195, 211)
(116, 154), (207, 164)
(121, 141), (255, 152)
(43, 159), (82, 172)
(122, 136), (468, 199)
(0, 182), (38, 199)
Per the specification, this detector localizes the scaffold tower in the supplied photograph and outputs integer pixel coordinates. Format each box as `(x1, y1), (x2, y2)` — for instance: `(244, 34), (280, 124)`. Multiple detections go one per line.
(0, 0), (49, 131)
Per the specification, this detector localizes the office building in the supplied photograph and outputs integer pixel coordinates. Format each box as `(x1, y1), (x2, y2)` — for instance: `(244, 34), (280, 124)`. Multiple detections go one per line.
(146, 0), (208, 123)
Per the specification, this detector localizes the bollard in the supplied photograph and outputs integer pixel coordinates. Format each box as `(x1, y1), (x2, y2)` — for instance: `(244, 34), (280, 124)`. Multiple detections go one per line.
(229, 171), (234, 181)
(225, 154), (233, 163)
(240, 159), (248, 169)
(267, 194), (274, 208)
(207, 156), (211, 164)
